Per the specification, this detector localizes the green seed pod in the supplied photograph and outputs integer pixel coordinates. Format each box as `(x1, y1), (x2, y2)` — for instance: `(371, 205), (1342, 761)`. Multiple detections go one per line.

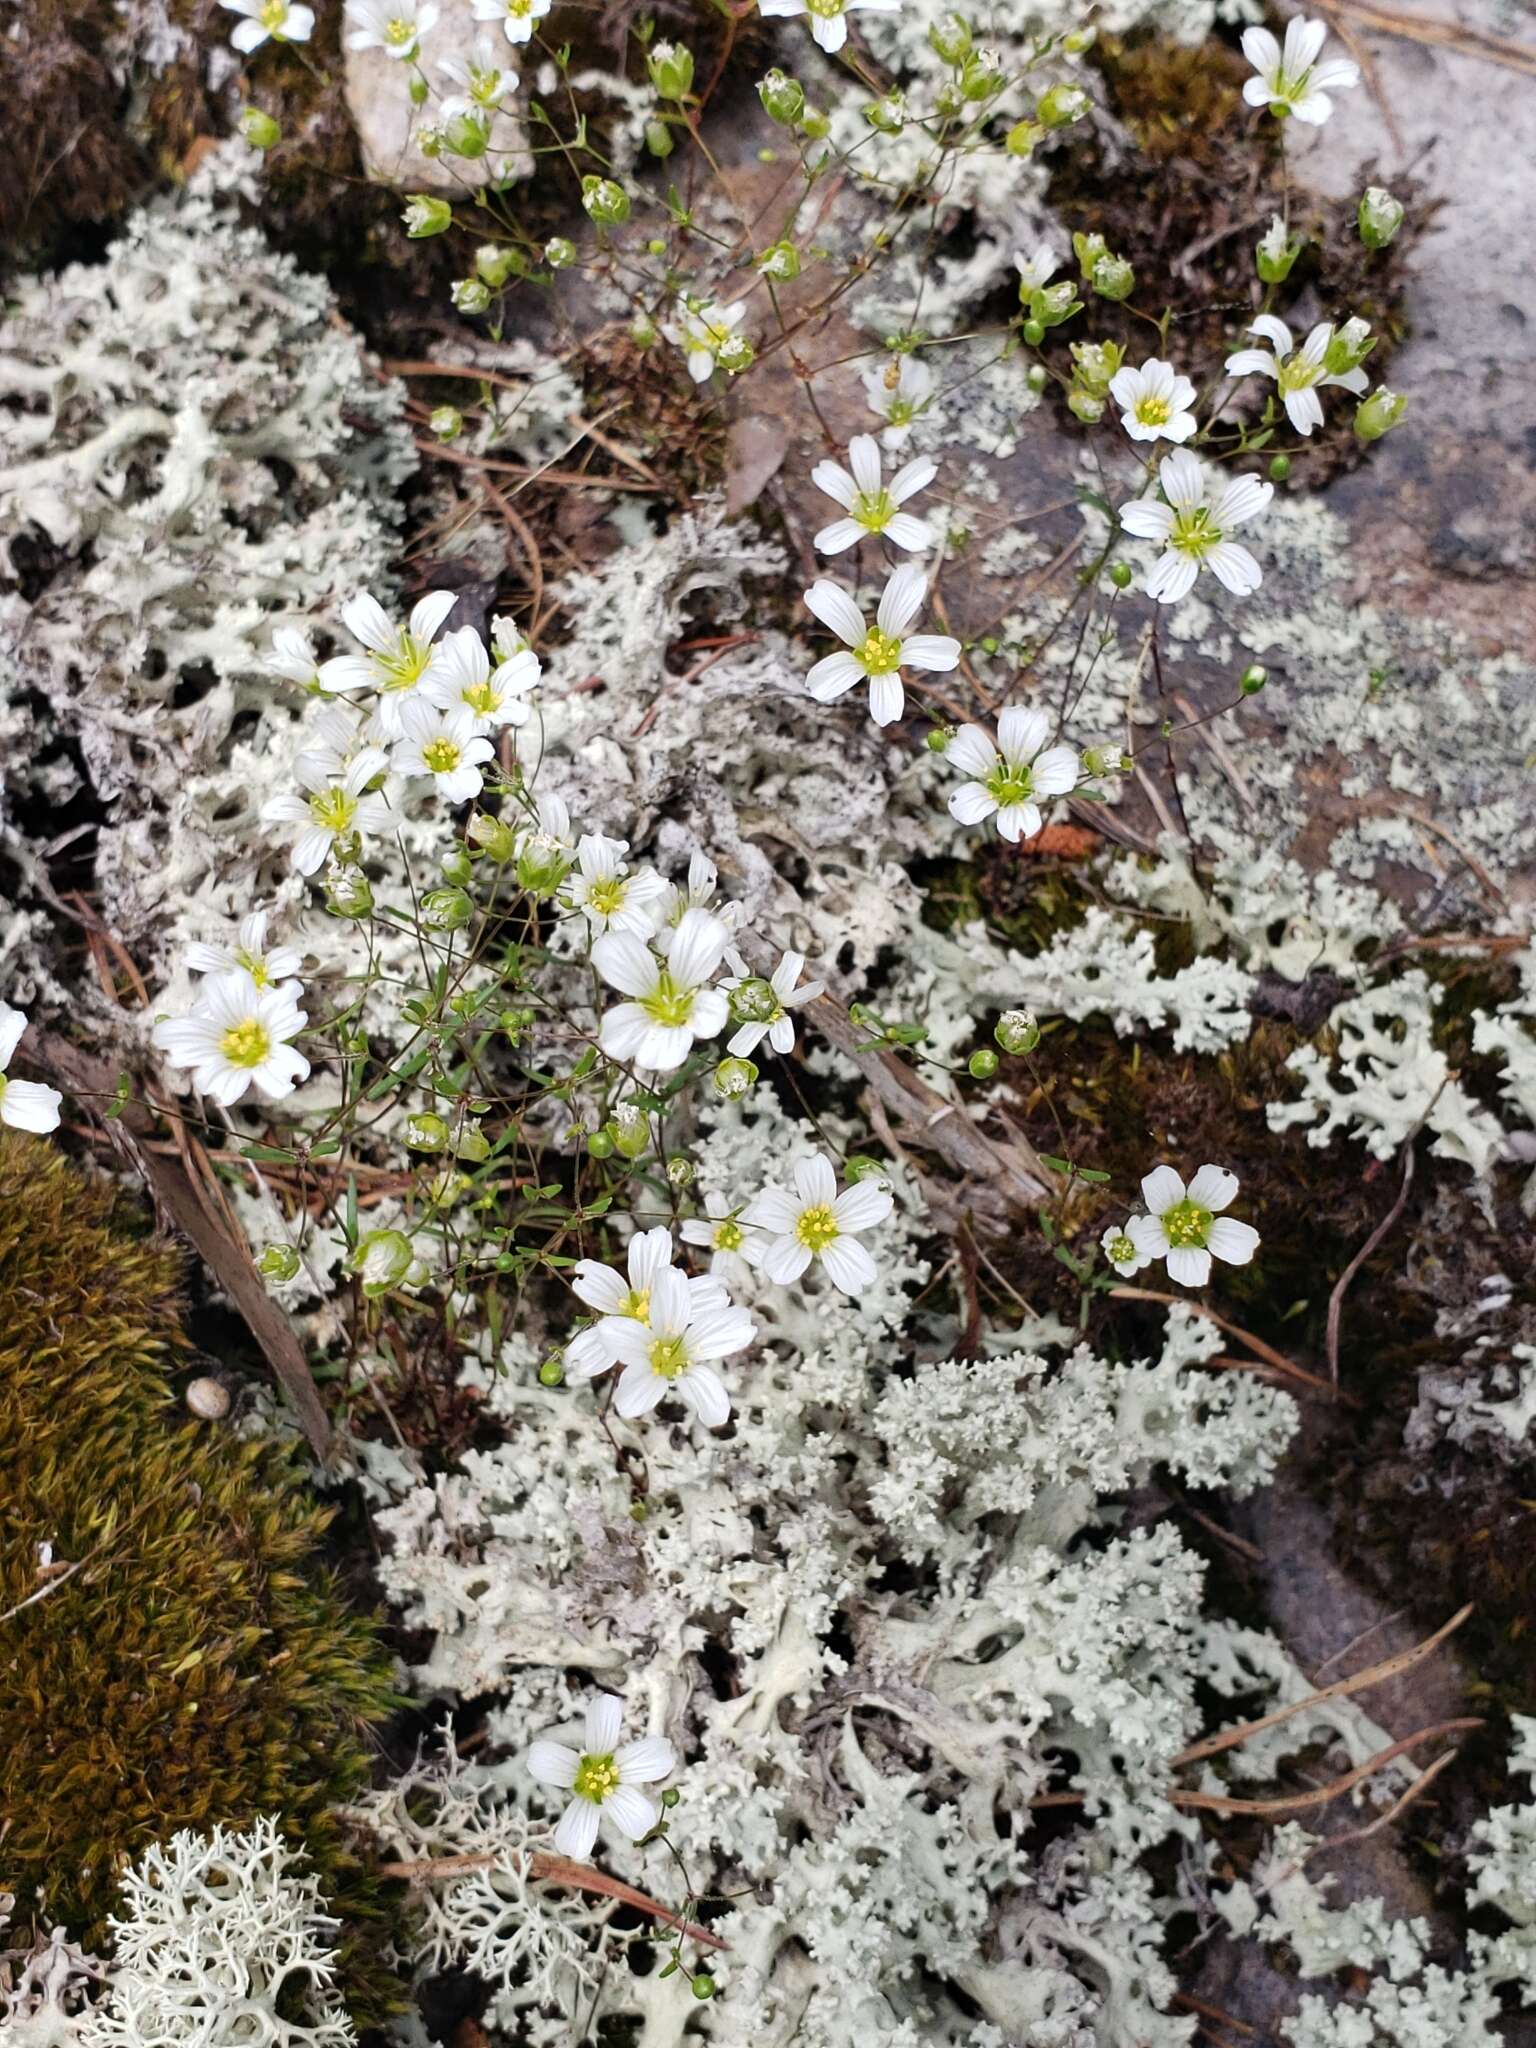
(713, 1056), (759, 1099)
(647, 40), (695, 100)
(1357, 185), (1404, 251)
(994, 1008), (1040, 1055)
(580, 177), (630, 227)
(421, 886), (474, 932)
(257, 1243), (302, 1283)
(1268, 454), (1291, 483)
(968, 1048), (1000, 1080)
(352, 1228), (415, 1295)
(538, 1357), (564, 1386)
(405, 1113), (450, 1153)
(239, 107), (281, 151)
(758, 69), (805, 125)
(1240, 664), (1268, 694)
(403, 195), (453, 239)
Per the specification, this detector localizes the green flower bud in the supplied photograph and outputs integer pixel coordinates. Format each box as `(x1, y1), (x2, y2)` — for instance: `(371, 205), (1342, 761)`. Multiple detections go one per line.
(239, 107), (281, 151)
(586, 1129), (615, 1159)
(1063, 27), (1095, 52)
(1240, 663), (1267, 694)
(1069, 339), (1123, 395)
(1025, 363), (1048, 393)
(324, 861), (373, 919)
(712, 1056), (758, 1100)
(440, 845), (474, 887)
(468, 811), (517, 863)
(581, 176), (630, 227)
(408, 72), (429, 106)
(405, 1112), (450, 1153)
(1324, 317), (1373, 376)
(1080, 745), (1116, 776)
(728, 976), (778, 1025)
(925, 725), (954, 753)
(1022, 317), (1046, 347)
(758, 69), (805, 125)
(429, 404), (463, 442)
(1109, 561), (1132, 590)
(864, 91), (906, 135)
(516, 833), (572, 899)
(647, 41), (695, 100)
(422, 886), (474, 931)
(352, 1229), (415, 1296)
(1036, 281), (1081, 329)
(544, 236), (577, 270)
(660, 1786), (681, 1809)
(1072, 231), (1108, 280)
(403, 195), (453, 239)
(927, 12), (972, 62)
(1036, 83), (1089, 128)
(959, 50), (1004, 100)
(645, 117), (675, 159)
(844, 1154), (893, 1188)
(452, 276), (492, 315)
(476, 242), (524, 287)
(1357, 185), (1404, 251)
(1354, 387), (1407, 442)
(456, 1123), (490, 1163)
(665, 1154), (693, 1188)
(1268, 453), (1291, 483)
(798, 108), (829, 140)
(691, 1975), (716, 2001)
(968, 1047), (1000, 1080)
(1067, 388), (1105, 424)
(610, 1104), (650, 1160)
(444, 110), (490, 159)
(1005, 119), (1044, 157)
(1091, 253), (1135, 301)
(994, 1008), (1040, 1055)
(756, 239), (800, 281)
(257, 1243), (302, 1283)
(1254, 215), (1302, 284)
(539, 1357), (564, 1386)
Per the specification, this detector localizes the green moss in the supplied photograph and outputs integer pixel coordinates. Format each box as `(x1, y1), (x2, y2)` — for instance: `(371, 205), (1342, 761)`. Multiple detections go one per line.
(0, 1131), (399, 2013)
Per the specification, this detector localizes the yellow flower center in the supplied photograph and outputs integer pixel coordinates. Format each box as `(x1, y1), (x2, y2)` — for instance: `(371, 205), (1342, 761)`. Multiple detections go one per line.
(648, 1334), (689, 1380)
(233, 947), (271, 988)
(639, 971), (695, 1028)
(422, 736), (461, 774)
(985, 761), (1035, 808)
(464, 680), (499, 715)
(806, 0), (847, 16)
(1161, 1198), (1213, 1248)
(260, 0), (288, 28)
(857, 626), (903, 676)
(220, 1017), (273, 1070)
(1135, 395), (1171, 426)
(587, 877), (627, 917)
(616, 1286), (650, 1321)
(309, 787), (357, 834)
(573, 1752), (619, 1802)
(383, 17), (416, 48)
(1169, 507), (1221, 560)
(713, 1219), (744, 1252)
(378, 631), (431, 686)
(852, 488), (896, 532)
(794, 1203), (840, 1254)
(1278, 353), (1322, 394)
(1107, 1232), (1137, 1265)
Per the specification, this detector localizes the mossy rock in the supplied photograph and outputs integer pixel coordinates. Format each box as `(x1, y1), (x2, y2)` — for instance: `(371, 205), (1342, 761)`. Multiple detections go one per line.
(0, 1129), (398, 2010)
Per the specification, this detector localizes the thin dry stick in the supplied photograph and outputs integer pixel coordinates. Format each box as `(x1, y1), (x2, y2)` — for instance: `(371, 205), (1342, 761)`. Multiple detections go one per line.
(1108, 1286), (1336, 1399)
(1173, 1717), (1481, 1817)
(376, 1851), (727, 1951)
(1324, 1076), (1449, 1383)
(1300, 1743), (1462, 1859)
(1320, 0), (1536, 78)
(1171, 1601), (1473, 1768)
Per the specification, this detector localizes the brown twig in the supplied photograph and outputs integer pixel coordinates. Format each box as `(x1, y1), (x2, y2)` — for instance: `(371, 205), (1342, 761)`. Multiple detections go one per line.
(1319, 0), (1536, 79)
(1172, 1717), (1480, 1816)
(1108, 1287), (1339, 1400)
(377, 1850), (728, 1951)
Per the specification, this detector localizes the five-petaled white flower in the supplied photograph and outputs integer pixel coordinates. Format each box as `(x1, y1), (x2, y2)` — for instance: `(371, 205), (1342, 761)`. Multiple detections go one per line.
(593, 909), (731, 1072)
(183, 909), (303, 994)
(722, 948), (825, 1058)
(564, 834), (668, 937)
(564, 1225), (728, 1383)
(681, 1192), (762, 1288)
(221, 0), (315, 51)
(600, 1265), (754, 1425)
(391, 700), (495, 804)
(804, 563), (959, 728)
(426, 625), (540, 731)
(345, 0), (439, 60)
(945, 705), (1080, 844)
(526, 1694), (675, 1863)
(1109, 358), (1199, 445)
(1013, 244), (1060, 292)
(439, 35), (518, 113)
(656, 852), (746, 934)
(1224, 314), (1370, 437)
(757, 0), (901, 56)
(262, 749), (393, 876)
(0, 1006), (62, 1135)
(744, 1152), (894, 1295)
(471, 0), (550, 45)
(1118, 449), (1273, 605)
(1126, 1164), (1260, 1287)
(1241, 16), (1358, 124)
(861, 354), (938, 449)
(152, 970), (311, 1108)
(811, 435), (937, 556)
(319, 591), (458, 735)
(1100, 1220), (1152, 1279)
(663, 298), (749, 384)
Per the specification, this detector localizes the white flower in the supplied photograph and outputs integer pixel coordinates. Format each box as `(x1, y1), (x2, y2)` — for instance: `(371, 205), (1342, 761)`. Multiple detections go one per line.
(1126, 1164), (1261, 1288)
(471, 0), (550, 45)
(151, 970), (310, 1108)
(264, 625), (320, 688)
(221, 0), (315, 52)
(564, 834), (668, 938)
(861, 354), (938, 449)
(391, 699), (495, 804)
(261, 749), (393, 876)
(1241, 16), (1358, 124)
(1013, 244), (1059, 292)
(663, 297), (748, 384)
(803, 563), (959, 728)
(811, 435), (936, 555)
(655, 852), (745, 934)
(945, 705), (1080, 843)
(1117, 448), (1273, 605)
(1224, 314), (1370, 436)
(721, 947), (824, 1057)
(293, 703), (370, 784)
(564, 1225), (728, 1382)
(744, 1152), (893, 1295)
(426, 625), (540, 730)
(680, 1192), (762, 1288)
(593, 909), (731, 1072)
(1100, 1221), (1152, 1278)
(757, 0), (901, 55)
(344, 0), (439, 59)
(602, 1265), (754, 1425)
(439, 36), (518, 112)
(0, 1006), (62, 1135)
(1108, 357), (1199, 445)
(318, 591), (458, 735)
(183, 909), (303, 993)
(526, 1694), (675, 1863)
